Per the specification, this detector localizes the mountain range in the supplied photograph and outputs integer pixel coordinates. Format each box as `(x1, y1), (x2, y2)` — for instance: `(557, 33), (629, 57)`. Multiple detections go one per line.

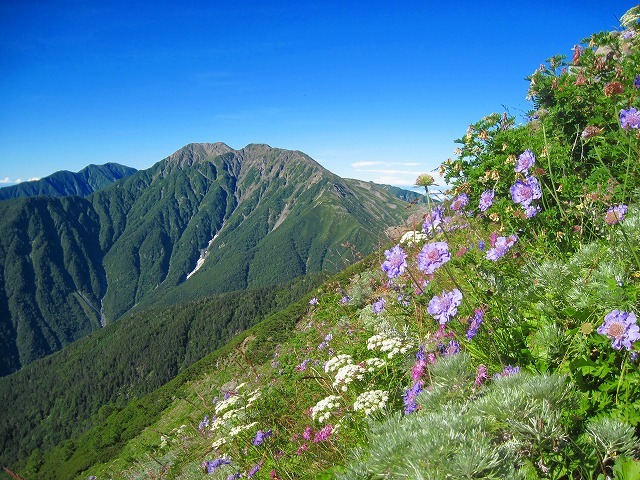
(0, 143), (423, 376)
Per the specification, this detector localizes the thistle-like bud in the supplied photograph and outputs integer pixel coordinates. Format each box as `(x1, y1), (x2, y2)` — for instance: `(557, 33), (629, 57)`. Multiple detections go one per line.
(415, 173), (435, 187)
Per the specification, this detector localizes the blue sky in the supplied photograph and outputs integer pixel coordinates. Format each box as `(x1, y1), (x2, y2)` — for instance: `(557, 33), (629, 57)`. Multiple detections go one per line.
(0, 1), (632, 190)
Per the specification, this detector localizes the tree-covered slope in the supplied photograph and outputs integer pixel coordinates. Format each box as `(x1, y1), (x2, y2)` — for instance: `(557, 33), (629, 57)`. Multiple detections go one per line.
(0, 143), (422, 375)
(0, 163), (137, 200)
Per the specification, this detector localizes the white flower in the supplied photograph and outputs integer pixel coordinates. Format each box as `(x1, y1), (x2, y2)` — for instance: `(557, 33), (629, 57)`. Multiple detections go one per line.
(353, 390), (389, 416)
(400, 230), (428, 246)
(228, 421), (257, 437)
(311, 395), (341, 423)
(333, 363), (366, 390)
(365, 357), (386, 372)
(212, 437), (227, 448)
(215, 395), (241, 414)
(367, 333), (413, 358)
(324, 354), (353, 373)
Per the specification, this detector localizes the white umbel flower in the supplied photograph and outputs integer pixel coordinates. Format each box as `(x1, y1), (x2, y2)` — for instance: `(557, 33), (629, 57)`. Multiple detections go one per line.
(311, 395), (341, 423)
(353, 390), (389, 416)
(333, 363), (366, 391)
(324, 354), (353, 373)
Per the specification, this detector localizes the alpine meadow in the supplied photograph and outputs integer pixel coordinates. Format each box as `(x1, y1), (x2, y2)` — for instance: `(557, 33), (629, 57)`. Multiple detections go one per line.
(2, 5), (640, 480)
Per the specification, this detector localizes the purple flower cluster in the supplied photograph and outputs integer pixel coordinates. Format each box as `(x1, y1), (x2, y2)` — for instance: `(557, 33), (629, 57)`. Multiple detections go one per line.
(373, 298), (386, 314)
(597, 309), (640, 351)
(428, 288), (463, 325)
(478, 190), (494, 212)
(381, 244), (408, 279)
(450, 193), (469, 212)
(203, 457), (232, 474)
(510, 176), (542, 212)
(466, 309), (484, 340)
(485, 234), (518, 261)
(494, 365), (520, 379)
(416, 241), (451, 274)
(198, 414), (210, 431)
(403, 382), (423, 414)
(444, 340), (460, 356)
(248, 461), (263, 477)
(475, 365), (489, 386)
(422, 206), (444, 236)
(252, 429), (273, 446)
(605, 204), (628, 225)
(309, 297), (318, 306)
(515, 149), (536, 174)
(313, 424), (333, 443)
(620, 107), (640, 130)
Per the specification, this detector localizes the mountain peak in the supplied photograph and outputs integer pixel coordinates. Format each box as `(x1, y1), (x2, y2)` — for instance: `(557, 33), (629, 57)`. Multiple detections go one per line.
(165, 142), (234, 168)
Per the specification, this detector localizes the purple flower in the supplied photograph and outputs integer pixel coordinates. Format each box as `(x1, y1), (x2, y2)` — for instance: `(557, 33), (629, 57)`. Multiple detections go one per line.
(403, 382), (423, 414)
(428, 288), (463, 325)
(411, 360), (427, 381)
(478, 240), (485, 251)
(597, 310), (640, 351)
(479, 190), (495, 212)
(313, 424), (333, 442)
(302, 426), (313, 440)
(204, 457), (232, 474)
(466, 309), (484, 340)
(635, 75), (640, 89)
(523, 204), (541, 218)
(248, 462), (263, 477)
(475, 365), (488, 386)
(252, 429), (273, 446)
(340, 295), (351, 304)
(620, 107), (640, 130)
(309, 297), (318, 306)
(515, 149), (536, 173)
(416, 241), (451, 274)
(373, 298), (386, 314)
(444, 340), (460, 356)
(494, 365), (520, 379)
(485, 234), (518, 261)
(422, 206), (444, 235)
(450, 193), (469, 212)
(510, 176), (542, 207)
(605, 204), (628, 225)
(415, 345), (427, 362)
(296, 359), (311, 371)
(227, 475), (242, 480)
(381, 244), (408, 279)
(198, 414), (210, 431)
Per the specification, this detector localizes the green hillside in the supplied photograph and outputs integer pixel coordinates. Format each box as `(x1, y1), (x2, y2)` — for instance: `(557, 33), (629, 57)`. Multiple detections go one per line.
(0, 163), (137, 200)
(7, 11), (640, 479)
(0, 144), (423, 375)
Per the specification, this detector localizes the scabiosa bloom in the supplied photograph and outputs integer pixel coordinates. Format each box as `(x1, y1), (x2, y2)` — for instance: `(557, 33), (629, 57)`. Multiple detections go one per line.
(450, 193), (469, 212)
(381, 244), (408, 279)
(524, 204), (541, 218)
(403, 382), (423, 415)
(373, 298), (386, 314)
(605, 204), (628, 225)
(515, 149), (536, 173)
(597, 310), (640, 350)
(416, 241), (451, 274)
(485, 234), (518, 261)
(422, 205), (444, 236)
(510, 176), (542, 207)
(478, 190), (495, 212)
(428, 288), (463, 325)
(620, 107), (640, 130)
(466, 309), (484, 340)
(252, 429), (273, 446)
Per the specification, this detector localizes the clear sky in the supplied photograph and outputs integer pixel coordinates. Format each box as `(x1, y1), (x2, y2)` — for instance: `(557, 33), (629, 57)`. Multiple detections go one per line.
(0, 1), (632, 190)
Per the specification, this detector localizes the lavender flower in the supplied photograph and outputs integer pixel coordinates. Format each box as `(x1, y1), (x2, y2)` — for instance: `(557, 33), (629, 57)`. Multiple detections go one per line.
(428, 288), (463, 325)
(248, 462), (263, 477)
(340, 295), (351, 304)
(524, 204), (541, 218)
(381, 244), (408, 279)
(373, 298), (386, 314)
(510, 176), (542, 207)
(309, 297), (318, 306)
(252, 429), (273, 446)
(597, 310), (640, 351)
(478, 240), (485, 251)
(620, 107), (640, 130)
(198, 414), (210, 431)
(422, 205), (444, 236)
(635, 74), (640, 89)
(478, 190), (495, 212)
(444, 340), (460, 356)
(494, 365), (520, 379)
(295, 359), (311, 371)
(515, 149), (536, 173)
(450, 193), (469, 212)
(485, 234), (518, 261)
(227, 474), (242, 480)
(416, 241), (451, 274)
(403, 382), (423, 415)
(466, 309), (484, 340)
(204, 457), (232, 474)
(605, 204), (628, 225)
